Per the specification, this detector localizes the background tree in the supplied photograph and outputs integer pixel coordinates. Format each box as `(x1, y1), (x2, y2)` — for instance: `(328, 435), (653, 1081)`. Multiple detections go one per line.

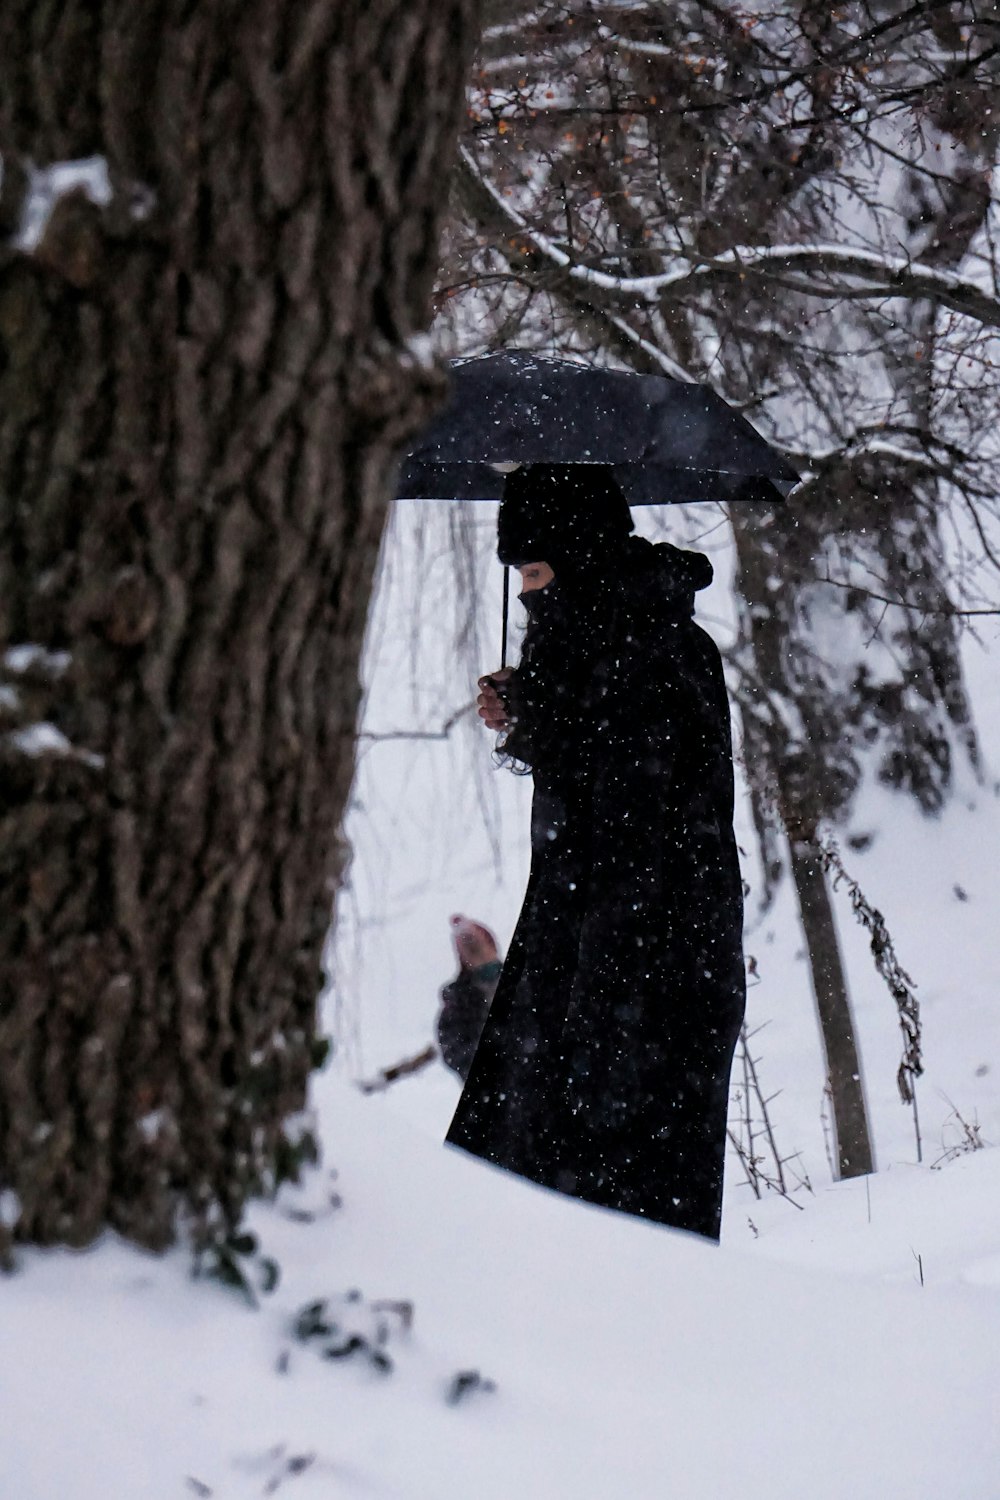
(0, 0), (480, 1254)
(434, 0), (1000, 1177)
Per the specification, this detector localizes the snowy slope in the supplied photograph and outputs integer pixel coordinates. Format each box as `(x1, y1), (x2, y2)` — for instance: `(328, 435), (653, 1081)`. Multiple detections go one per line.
(2, 507), (998, 1500)
(2, 1076), (999, 1500)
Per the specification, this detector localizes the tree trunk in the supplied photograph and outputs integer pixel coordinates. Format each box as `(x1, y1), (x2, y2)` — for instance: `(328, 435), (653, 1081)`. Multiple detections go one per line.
(786, 828), (874, 1179)
(0, 0), (480, 1251)
(730, 516), (876, 1182)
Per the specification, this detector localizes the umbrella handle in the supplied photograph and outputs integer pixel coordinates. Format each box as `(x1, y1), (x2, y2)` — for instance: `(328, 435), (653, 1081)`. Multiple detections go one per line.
(501, 565), (509, 670)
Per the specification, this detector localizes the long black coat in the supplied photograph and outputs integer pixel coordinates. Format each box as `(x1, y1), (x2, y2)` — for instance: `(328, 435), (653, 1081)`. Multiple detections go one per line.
(446, 538), (745, 1240)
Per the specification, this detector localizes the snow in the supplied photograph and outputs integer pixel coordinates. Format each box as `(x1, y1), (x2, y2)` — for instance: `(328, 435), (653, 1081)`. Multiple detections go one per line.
(1, 511), (998, 1499)
(14, 156), (112, 251)
(448, 159), (1000, 330)
(404, 333), (436, 370)
(556, 241), (1000, 309)
(3, 720), (104, 768)
(455, 148), (693, 382)
(2, 644), (72, 677)
(5, 721), (74, 757)
(2, 1080), (998, 1500)
(138, 1110), (169, 1145)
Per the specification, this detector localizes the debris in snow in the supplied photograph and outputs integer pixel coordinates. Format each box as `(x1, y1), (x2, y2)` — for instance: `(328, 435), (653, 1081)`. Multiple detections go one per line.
(357, 1044), (438, 1094)
(193, 1228), (280, 1308)
(263, 1452), (316, 1495)
(276, 1169), (343, 1224)
(233, 1447), (320, 1496)
(370, 1297), (415, 1333)
(931, 1100), (988, 1168)
(263, 1452), (314, 1488)
(445, 1369), (497, 1406)
(291, 1291), (412, 1375)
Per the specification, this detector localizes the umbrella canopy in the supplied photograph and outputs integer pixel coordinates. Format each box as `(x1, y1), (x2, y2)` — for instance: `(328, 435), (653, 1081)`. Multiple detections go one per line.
(397, 351), (798, 506)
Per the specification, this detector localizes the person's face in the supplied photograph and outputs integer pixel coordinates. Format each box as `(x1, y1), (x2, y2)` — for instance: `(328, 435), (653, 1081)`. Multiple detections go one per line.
(517, 561), (555, 593)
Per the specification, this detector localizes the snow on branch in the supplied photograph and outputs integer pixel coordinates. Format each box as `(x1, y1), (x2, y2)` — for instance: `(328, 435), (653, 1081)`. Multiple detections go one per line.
(3, 644), (72, 678)
(454, 148), (693, 382)
(455, 142), (1000, 330)
(457, 146), (572, 268)
(14, 156), (112, 250)
(481, 7), (551, 45)
(2, 721), (105, 769)
(595, 23), (674, 59)
(552, 243), (1000, 329)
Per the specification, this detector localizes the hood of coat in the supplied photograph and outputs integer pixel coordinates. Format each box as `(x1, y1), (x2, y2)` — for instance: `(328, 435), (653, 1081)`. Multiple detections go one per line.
(497, 534), (714, 775)
(620, 534), (713, 620)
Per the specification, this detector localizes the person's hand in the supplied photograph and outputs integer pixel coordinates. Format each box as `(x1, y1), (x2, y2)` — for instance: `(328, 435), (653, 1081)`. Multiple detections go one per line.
(477, 668), (513, 731)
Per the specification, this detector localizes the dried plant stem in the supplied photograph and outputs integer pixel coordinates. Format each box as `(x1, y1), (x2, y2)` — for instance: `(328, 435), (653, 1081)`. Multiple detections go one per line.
(813, 834), (923, 1163)
(749, 772), (923, 1165)
(728, 1021), (809, 1209)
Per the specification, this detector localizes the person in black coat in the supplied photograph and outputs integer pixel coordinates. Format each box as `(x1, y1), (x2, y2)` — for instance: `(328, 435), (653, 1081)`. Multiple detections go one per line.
(445, 464), (746, 1242)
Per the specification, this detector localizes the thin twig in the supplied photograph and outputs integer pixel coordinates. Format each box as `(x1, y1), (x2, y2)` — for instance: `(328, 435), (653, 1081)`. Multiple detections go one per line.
(729, 1021), (809, 1208)
(359, 702), (477, 742)
(819, 571), (1000, 617)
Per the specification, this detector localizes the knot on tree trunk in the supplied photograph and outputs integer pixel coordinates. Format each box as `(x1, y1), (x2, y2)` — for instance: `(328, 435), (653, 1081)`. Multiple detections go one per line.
(102, 566), (159, 647)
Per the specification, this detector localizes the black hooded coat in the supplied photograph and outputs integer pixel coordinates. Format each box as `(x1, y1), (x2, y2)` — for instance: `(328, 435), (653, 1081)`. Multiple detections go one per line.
(445, 532), (746, 1240)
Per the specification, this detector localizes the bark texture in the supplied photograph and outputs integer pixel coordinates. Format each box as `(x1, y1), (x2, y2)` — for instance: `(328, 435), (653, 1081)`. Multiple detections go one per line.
(786, 831), (873, 1179)
(0, 0), (479, 1250)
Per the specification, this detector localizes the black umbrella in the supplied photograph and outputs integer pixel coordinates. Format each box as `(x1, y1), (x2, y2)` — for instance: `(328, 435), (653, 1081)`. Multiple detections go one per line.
(396, 351), (798, 662)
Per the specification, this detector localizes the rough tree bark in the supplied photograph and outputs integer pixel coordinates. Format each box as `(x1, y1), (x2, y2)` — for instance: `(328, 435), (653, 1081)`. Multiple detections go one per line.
(0, 0), (480, 1252)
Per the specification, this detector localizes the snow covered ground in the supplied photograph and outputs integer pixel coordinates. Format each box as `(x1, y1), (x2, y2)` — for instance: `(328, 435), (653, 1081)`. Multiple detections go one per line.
(3, 1073), (999, 1500)
(2, 506), (998, 1500)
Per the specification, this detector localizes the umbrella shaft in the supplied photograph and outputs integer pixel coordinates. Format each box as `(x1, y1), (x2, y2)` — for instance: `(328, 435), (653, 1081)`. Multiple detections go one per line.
(501, 565), (509, 669)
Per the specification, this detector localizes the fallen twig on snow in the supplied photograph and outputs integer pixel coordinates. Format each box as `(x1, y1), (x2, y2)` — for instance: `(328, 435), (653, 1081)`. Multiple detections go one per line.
(356, 1046), (438, 1094)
